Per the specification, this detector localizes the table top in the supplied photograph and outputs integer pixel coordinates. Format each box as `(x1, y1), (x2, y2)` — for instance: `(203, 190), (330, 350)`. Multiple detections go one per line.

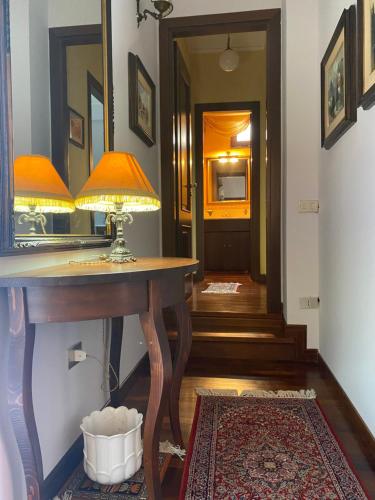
(0, 257), (199, 287)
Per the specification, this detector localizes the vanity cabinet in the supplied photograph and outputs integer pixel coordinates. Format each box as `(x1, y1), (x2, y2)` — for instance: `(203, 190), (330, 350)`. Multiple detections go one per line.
(204, 219), (251, 272)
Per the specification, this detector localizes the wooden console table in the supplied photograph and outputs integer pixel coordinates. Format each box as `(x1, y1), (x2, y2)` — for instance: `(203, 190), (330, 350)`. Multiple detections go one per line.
(0, 257), (198, 500)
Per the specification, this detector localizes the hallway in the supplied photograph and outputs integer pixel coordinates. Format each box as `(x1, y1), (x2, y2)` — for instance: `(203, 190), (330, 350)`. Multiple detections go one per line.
(188, 273), (267, 315)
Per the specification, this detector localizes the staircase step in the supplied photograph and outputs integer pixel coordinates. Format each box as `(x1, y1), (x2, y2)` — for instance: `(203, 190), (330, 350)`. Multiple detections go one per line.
(191, 315), (285, 334)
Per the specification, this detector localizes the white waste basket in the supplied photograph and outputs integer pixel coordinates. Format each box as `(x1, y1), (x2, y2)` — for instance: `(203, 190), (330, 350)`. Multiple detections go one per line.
(81, 407), (143, 485)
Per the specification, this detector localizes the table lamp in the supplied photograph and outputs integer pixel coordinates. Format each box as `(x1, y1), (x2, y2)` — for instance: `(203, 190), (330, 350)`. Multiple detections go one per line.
(75, 151), (161, 263)
(14, 155), (75, 235)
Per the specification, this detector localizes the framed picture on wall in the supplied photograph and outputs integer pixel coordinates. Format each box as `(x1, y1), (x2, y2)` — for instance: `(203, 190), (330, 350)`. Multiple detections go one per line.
(128, 52), (156, 147)
(358, 0), (375, 109)
(68, 107), (85, 149)
(321, 6), (357, 150)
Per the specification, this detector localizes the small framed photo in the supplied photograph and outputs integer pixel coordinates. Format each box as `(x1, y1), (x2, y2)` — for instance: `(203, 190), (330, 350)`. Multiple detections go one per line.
(358, 0), (375, 109)
(128, 53), (156, 147)
(321, 7), (357, 150)
(68, 107), (85, 149)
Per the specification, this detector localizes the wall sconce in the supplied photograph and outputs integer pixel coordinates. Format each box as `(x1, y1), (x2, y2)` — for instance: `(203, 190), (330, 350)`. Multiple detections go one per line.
(136, 0), (173, 27)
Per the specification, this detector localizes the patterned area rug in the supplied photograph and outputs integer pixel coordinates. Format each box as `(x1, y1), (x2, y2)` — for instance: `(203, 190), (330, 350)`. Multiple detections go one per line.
(180, 393), (369, 499)
(202, 282), (241, 294)
(57, 454), (169, 500)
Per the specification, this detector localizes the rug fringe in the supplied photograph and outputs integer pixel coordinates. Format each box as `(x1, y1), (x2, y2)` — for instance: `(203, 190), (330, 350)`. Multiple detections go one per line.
(240, 389), (317, 399)
(196, 388), (317, 399)
(196, 388), (239, 396)
(159, 440), (186, 460)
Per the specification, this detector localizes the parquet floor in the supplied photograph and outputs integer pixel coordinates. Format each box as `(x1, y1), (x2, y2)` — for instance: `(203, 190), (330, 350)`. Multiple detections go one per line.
(123, 361), (375, 499)
(188, 273), (267, 315)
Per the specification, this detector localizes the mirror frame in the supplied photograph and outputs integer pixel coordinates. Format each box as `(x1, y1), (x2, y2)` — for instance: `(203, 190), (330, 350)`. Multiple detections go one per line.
(0, 0), (114, 256)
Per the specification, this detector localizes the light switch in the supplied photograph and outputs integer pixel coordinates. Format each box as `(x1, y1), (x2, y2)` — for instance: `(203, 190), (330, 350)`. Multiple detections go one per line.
(299, 297), (320, 309)
(298, 200), (319, 213)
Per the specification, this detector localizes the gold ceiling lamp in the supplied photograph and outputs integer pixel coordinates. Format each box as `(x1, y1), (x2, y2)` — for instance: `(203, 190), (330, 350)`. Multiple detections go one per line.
(219, 34), (240, 72)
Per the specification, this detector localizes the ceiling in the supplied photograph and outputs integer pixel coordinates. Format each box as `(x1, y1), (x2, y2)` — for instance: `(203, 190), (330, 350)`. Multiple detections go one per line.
(183, 32), (266, 54)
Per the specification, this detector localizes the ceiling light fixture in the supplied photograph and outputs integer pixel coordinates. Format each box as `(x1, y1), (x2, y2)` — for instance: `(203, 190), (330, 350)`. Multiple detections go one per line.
(136, 0), (173, 27)
(219, 34), (240, 72)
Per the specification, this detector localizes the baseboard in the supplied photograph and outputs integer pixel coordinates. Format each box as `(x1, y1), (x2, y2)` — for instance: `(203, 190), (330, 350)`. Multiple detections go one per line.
(41, 353), (149, 500)
(283, 324), (319, 363)
(318, 354), (375, 459)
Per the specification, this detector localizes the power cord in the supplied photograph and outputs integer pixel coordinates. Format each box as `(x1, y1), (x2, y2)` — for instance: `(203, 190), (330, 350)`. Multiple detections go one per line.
(86, 353), (119, 393)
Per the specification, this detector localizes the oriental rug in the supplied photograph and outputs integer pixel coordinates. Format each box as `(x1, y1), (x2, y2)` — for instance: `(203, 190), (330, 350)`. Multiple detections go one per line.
(57, 453), (170, 500)
(180, 391), (369, 499)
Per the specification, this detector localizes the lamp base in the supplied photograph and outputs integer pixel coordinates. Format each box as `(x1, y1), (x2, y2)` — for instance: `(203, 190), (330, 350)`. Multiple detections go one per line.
(108, 237), (137, 264)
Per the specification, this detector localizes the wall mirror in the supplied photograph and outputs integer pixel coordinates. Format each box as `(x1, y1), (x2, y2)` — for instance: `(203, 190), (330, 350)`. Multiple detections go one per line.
(207, 158), (249, 203)
(0, 0), (113, 254)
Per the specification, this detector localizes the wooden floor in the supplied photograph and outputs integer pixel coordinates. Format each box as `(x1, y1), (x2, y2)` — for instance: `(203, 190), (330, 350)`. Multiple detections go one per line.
(188, 272), (267, 315)
(123, 360), (375, 499)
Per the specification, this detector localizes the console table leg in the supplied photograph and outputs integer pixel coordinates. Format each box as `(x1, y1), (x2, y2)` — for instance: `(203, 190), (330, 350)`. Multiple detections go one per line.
(110, 317), (124, 407)
(140, 280), (172, 500)
(7, 288), (43, 500)
(169, 301), (192, 448)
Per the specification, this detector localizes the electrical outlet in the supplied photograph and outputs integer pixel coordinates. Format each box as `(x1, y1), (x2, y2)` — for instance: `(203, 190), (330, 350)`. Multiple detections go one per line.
(298, 200), (319, 213)
(68, 341), (83, 369)
(299, 297), (320, 309)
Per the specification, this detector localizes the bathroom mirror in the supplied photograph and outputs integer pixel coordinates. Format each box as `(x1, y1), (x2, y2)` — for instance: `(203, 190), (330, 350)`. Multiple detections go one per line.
(0, 0), (114, 254)
(207, 158), (249, 203)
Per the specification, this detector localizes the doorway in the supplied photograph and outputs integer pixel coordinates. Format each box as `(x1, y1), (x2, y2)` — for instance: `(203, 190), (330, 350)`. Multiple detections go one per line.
(160, 9), (281, 314)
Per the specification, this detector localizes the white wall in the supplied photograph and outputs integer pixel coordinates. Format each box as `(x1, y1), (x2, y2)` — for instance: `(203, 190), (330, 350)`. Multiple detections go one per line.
(282, 0), (320, 347)
(111, 0), (161, 383)
(171, 0), (320, 348)
(319, 0), (375, 436)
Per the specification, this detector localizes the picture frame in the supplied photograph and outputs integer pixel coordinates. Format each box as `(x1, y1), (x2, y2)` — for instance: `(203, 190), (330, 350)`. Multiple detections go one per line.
(321, 6), (357, 150)
(68, 107), (85, 149)
(128, 52), (156, 147)
(358, 0), (375, 109)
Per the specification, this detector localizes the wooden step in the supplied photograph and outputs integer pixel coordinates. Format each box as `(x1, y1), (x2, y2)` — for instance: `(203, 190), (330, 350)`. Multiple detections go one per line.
(169, 330), (297, 362)
(191, 313), (285, 335)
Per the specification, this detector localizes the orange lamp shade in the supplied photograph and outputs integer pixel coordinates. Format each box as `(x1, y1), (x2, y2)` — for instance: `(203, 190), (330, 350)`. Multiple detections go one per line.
(75, 152), (161, 212)
(14, 155), (75, 213)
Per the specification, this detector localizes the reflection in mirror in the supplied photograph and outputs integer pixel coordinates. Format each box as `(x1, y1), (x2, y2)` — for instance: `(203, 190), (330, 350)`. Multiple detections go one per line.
(9, 0), (106, 243)
(208, 158), (249, 202)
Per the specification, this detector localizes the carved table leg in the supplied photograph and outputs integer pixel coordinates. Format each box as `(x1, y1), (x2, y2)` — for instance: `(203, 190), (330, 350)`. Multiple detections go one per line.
(110, 317), (124, 407)
(140, 280), (172, 500)
(169, 301), (192, 448)
(7, 288), (43, 500)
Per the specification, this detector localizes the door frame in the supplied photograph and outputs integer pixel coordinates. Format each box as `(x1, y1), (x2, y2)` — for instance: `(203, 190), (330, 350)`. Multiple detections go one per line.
(195, 101), (261, 283)
(159, 9), (281, 313)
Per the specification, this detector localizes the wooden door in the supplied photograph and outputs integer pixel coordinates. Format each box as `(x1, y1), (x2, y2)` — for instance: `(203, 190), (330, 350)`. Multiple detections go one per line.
(174, 44), (192, 258)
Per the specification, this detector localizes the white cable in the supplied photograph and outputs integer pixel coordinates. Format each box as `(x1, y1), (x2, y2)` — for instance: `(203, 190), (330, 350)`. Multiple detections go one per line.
(86, 353), (119, 393)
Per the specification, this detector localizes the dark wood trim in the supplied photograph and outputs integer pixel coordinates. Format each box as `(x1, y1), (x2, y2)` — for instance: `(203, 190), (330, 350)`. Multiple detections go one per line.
(49, 25), (102, 234)
(194, 101), (261, 283)
(266, 10), (282, 313)
(160, 9), (282, 313)
(49, 25), (101, 184)
(318, 354), (375, 463)
(128, 52), (156, 147)
(87, 71), (104, 173)
(321, 6), (357, 149)
(87, 70), (105, 235)
(41, 353), (150, 500)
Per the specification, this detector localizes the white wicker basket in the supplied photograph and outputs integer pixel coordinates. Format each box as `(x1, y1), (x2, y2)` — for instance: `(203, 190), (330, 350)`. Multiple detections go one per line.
(81, 406), (143, 485)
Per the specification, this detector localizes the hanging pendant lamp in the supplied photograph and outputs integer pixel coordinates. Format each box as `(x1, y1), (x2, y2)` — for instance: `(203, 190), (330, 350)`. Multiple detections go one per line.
(219, 34), (240, 72)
